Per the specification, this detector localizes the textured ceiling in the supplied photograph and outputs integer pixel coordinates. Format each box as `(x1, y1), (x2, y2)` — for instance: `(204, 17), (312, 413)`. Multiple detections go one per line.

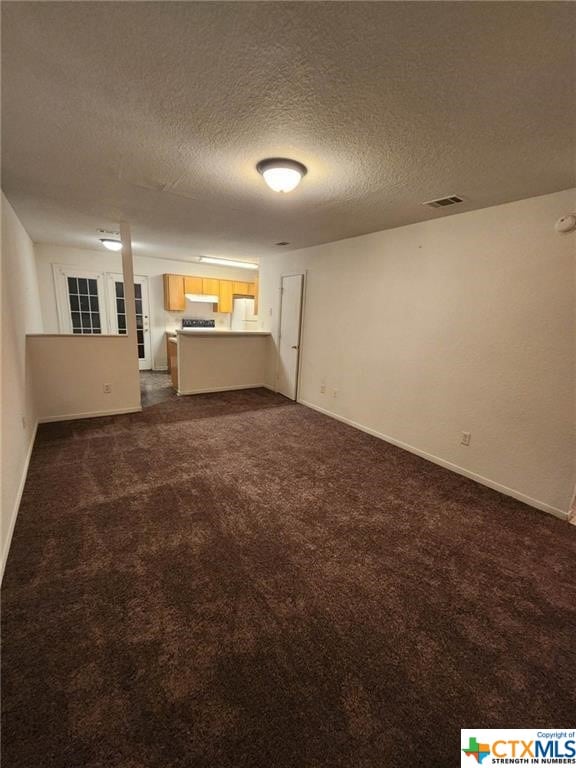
(2, 1), (575, 261)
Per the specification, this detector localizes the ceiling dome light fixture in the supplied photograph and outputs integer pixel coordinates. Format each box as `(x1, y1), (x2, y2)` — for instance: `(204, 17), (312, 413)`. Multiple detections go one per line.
(257, 158), (307, 193)
(100, 238), (123, 252)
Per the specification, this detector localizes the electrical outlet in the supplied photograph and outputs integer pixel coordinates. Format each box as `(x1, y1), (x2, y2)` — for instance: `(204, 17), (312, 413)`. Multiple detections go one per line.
(103, 383), (112, 394)
(461, 431), (471, 446)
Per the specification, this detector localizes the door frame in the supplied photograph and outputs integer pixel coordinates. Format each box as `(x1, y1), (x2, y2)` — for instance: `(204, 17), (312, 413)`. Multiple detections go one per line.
(276, 272), (306, 401)
(106, 273), (152, 370)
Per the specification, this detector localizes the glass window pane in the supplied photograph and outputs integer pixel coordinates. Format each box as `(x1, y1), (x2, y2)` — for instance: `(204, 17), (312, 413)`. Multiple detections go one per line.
(119, 328), (127, 335)
(118, 315), (126, 330)
(80, 295), (90, 311)
(70, 295), (80, 311)
(136, 317), (143, 329)
(116, 298), (125, 314)
(115, 282), (124, 298)
(81, 312), (91, 328)
(78, 278), (88, 294)
(90, 295), (99, 311)
(138, 345), (145, 359)
(92, 326), (101, 334)
(71, 311), (81, 328)
(134, 284), (142, 299)
(137, 330), (144, 345)
(135, 299), (142, 314)
(73, 327), (81, 334)
(92, 312), (100, 327)
(67, 276), (77, 293)
(88, 279), (98, 295)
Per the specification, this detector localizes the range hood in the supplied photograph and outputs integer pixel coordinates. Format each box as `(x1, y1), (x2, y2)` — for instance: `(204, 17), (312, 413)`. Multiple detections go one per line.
(185, 293), (219, 303)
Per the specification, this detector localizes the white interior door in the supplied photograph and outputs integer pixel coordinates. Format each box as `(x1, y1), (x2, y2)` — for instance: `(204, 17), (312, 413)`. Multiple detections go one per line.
(277, 274), (304, 400)
(107, 274), (152, 370)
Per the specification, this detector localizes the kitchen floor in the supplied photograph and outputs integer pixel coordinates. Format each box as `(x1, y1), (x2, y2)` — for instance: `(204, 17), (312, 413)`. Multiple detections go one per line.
(140, 370), (174, 407)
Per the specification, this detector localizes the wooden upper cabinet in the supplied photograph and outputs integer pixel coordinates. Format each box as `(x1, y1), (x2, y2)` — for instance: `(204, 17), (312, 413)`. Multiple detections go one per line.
(163, 274), (185, 311)
(232, 281), (249, 295)
(184, 276), (203, 294)
(253, 277), (259, 315)
(164, 273), (258, 312)
(218, 280), (233, 314)
(202, 278), (220, 296)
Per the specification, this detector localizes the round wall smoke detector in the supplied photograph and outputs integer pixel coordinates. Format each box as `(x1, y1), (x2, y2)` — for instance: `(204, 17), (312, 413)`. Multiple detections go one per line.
(554, 214), (576, 234)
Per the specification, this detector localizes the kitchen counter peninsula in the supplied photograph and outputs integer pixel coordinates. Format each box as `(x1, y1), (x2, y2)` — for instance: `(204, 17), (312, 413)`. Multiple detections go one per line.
(168, 331), (272, 395)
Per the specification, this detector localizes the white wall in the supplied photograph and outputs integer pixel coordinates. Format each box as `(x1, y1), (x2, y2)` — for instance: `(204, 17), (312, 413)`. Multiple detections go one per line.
(259, 189), (576, 517)
(27, 335), (142, 422)
(35, 244), (259, 370)
(1, 194), (44, 578)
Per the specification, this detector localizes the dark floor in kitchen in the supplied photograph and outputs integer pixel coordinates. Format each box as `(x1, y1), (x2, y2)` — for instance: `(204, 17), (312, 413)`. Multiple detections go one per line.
(140, 370), (175, 408)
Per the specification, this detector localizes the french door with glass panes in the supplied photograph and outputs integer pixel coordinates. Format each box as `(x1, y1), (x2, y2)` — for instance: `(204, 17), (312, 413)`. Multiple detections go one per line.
(107, 274), (151, 369)
(54, 266), (108, 335)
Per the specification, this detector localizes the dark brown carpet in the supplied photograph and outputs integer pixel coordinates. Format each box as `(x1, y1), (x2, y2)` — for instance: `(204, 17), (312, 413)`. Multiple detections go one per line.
(2, 388), (575, 768)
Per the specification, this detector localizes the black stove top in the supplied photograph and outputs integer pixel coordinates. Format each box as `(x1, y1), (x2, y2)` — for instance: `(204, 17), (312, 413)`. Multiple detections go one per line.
(182, 318), (215, 329)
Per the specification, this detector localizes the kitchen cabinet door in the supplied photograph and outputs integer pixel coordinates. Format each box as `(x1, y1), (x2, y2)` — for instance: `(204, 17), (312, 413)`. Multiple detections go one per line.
(202, 278), (220, 296)
(163, 274), (185, 311)
(184, 276), (203, 294)
(218, 280), (233, 313)
(168, 340), (178, 390)
(232, 281), (249, 295)
(253, 277), (259, 315)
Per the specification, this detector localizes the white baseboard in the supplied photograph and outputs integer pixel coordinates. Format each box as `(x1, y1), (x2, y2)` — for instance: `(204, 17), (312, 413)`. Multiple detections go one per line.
(178, 383), (267, 396)
(299, 399), (570, 521)
(38, 406), (142, 424)
(1, 420), (38, 583)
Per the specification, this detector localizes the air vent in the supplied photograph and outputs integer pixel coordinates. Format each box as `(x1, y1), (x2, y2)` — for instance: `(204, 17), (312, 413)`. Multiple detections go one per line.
(422, 195), (464, 209)
(275, 241), (290, 246)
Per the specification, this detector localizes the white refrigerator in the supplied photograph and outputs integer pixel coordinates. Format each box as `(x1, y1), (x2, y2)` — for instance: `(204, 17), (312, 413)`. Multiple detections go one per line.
(231, 298), (258, 331)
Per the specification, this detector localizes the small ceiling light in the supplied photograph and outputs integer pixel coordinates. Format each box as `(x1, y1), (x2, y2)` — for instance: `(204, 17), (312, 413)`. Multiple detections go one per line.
(257, 158), (307, 193)
(200, 256), (258, 270)
(100, 238), (122, 251)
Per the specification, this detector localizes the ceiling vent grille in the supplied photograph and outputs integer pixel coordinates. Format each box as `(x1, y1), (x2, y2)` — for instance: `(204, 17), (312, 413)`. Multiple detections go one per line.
(422, 195), (464, 209)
